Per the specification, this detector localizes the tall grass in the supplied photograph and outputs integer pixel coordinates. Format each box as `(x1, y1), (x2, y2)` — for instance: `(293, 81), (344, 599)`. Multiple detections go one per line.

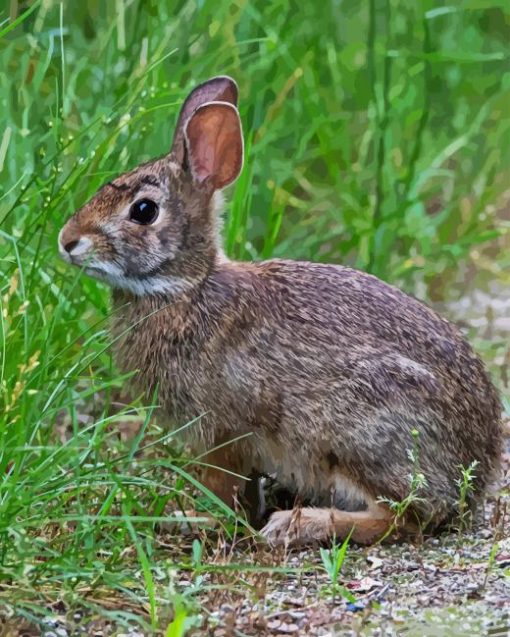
(1, 0), (509, 631)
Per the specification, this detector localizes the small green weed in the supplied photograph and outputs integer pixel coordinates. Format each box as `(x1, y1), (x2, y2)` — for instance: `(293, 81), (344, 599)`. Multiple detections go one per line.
(482, 539), (500, 591)
(319, 531), (355, 603)
(378, 429), (428, 540)
(455, 460), (480, 534)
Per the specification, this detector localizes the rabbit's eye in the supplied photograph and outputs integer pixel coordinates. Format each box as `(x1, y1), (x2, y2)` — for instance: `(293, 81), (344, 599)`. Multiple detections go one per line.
(129, 199), (159, 225)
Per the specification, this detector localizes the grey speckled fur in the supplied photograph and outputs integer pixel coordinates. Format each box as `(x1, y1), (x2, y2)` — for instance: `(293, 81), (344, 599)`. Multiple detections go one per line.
(59, 77), (502, 543)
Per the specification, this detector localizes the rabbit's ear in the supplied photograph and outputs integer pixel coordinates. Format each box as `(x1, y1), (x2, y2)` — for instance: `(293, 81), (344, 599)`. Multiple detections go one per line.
(184, 101), (243, 190)
(171, 76), (238, 164)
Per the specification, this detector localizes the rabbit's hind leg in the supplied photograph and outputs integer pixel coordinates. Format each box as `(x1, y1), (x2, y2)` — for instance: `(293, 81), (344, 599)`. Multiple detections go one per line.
(261, 502), (395, 546)
(201, 443), (248, 506)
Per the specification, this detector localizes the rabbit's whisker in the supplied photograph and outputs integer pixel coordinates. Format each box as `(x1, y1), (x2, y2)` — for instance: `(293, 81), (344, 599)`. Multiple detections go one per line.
(85, 259), (192, 298)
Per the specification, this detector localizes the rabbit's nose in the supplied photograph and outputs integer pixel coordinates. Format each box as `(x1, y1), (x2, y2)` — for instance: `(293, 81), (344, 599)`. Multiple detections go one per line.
(64, 239), (79, 253)
(62, 236), (92, 256)
(58, 226), (93, 261)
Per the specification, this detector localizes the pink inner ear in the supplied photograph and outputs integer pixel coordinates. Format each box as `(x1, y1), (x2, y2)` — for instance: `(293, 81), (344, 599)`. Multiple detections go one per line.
(194, 118), (221, 181)
(185, 102), (243, 190)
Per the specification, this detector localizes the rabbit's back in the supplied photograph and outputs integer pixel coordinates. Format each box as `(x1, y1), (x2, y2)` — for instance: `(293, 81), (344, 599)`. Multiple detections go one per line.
(225, 261), (500, 509)
(113, 258), (502, 524)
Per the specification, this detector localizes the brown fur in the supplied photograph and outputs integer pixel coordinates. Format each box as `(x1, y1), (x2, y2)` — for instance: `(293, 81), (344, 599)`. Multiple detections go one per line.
(59, 77), (502, 545)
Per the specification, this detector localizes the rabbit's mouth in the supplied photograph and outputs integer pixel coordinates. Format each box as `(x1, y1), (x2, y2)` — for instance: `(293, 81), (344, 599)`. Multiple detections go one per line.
(84, 264), (107, 275)
(58, 226), (194, 297)
(81, 260), (193, 298)
(81, 260), (123, 280)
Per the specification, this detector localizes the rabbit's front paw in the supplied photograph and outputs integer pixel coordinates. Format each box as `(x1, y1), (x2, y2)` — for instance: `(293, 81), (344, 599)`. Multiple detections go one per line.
(261, 510), (300, 546)
(261, 508), (340, 546)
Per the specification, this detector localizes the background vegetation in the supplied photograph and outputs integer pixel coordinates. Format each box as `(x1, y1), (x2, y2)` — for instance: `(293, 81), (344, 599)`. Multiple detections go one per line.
(1, 0), (509, 634)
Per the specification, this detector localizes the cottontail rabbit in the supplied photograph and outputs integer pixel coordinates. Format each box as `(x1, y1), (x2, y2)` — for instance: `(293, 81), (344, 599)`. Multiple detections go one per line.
(59, 76), (502, 545)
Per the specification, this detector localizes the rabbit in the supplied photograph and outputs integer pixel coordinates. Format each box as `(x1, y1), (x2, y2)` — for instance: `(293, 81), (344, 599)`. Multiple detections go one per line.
(58, 76), (502, 545)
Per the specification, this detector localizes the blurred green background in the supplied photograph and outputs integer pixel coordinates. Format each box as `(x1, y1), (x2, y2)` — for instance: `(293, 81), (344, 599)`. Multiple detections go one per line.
(3, 1), (510, 294)
(0, 0), (509, 630)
